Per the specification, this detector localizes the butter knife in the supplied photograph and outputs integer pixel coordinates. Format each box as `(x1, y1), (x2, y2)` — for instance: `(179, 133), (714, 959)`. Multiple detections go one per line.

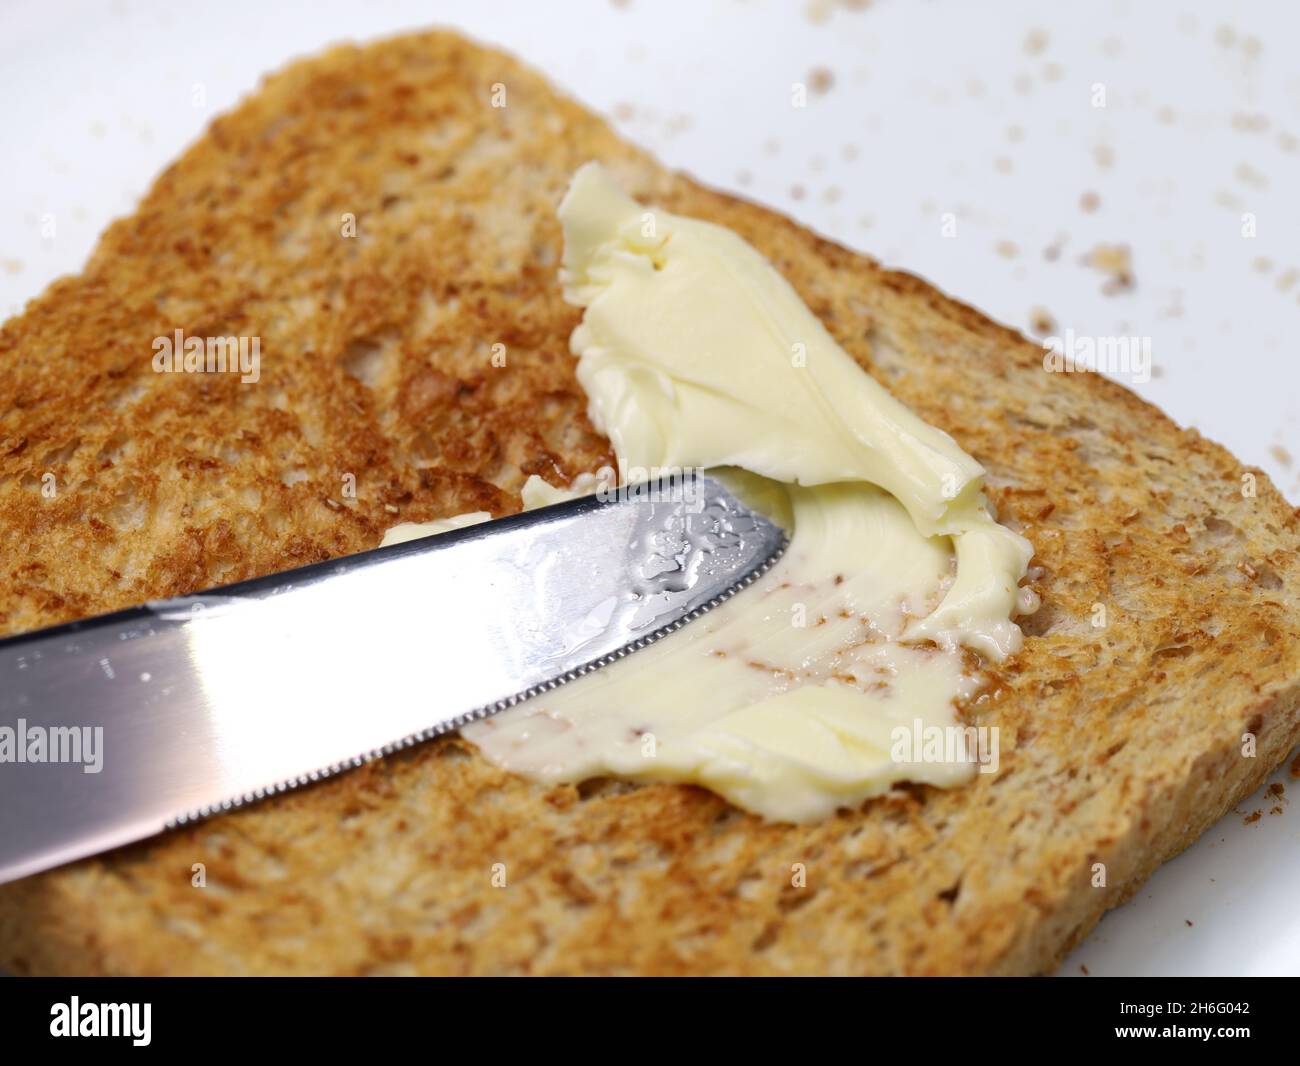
(0, 472), (786, 884)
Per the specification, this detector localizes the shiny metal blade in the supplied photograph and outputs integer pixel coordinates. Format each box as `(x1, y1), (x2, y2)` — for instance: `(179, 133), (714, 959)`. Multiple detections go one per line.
(0, 473), (786, 884)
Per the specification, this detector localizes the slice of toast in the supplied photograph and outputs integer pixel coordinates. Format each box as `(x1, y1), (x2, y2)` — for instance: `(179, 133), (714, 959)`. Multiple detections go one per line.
(1, 30), (1297, 976)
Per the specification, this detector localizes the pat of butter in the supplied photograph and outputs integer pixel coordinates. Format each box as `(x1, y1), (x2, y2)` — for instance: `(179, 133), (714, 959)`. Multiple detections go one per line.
(396, 164), (1037, 822)
(556, 163), (1036, 659)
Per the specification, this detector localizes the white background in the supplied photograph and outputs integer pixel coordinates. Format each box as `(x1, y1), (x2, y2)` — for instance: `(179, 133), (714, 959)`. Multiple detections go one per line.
(1, 0), (1297, 976)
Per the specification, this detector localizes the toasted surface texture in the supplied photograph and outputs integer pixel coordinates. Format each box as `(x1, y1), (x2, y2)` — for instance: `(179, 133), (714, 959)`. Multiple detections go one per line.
(2, 30), (1299, 976)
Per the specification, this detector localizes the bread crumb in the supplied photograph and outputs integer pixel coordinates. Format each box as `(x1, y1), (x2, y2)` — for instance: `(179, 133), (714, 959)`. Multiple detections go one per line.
(1084, 243), (1135, 294)
(1079, 191), (1100, 213)
(1029, 307), (1056, 335)
(1235, 162), (1268, 189)
(1093, 144), (1114, 169)
(805, 0), (833, 23)
(1272, 446), (1293, 468)
(996, 240), (1019, 259)
(1023, 29), (1050, 56)
(1243, 809), (1262, 824)
(808, 67), (835, 95)
(1231, 112), (1269, 133)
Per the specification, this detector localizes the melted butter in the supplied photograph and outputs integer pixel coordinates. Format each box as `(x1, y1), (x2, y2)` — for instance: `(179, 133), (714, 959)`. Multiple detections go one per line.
(388, 163), (1037, 822)
(469, 478), (982, 821)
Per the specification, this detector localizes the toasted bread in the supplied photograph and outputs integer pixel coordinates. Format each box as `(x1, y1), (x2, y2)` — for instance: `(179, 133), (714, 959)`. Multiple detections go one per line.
(1, 30), (1298, 976)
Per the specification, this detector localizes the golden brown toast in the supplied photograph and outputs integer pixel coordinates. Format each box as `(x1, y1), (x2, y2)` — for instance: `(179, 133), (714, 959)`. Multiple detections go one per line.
(1, 30), (1298, 975)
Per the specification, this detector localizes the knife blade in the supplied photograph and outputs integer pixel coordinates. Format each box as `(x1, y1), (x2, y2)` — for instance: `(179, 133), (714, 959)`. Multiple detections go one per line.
(0, 472), (786, 884)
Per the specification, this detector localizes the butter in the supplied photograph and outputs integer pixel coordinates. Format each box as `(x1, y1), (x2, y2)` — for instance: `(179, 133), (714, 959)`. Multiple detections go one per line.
(380, 511), (492, 546)
(377, 476), (597, 548)
(554, 162), (1034, 659)
(402, 163), (1036, 822)
(468, 477), (983, 821)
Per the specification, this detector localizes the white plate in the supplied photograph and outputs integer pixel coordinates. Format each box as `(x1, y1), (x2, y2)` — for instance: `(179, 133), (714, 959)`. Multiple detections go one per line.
(2, 0), (1296, 975)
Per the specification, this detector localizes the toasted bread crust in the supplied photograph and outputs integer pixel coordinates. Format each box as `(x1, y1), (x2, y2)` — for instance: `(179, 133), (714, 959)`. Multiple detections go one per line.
(1, 30), (1298, 975)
